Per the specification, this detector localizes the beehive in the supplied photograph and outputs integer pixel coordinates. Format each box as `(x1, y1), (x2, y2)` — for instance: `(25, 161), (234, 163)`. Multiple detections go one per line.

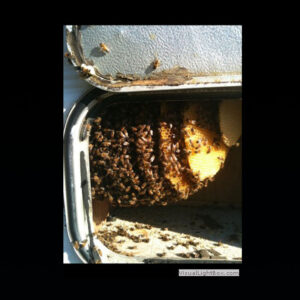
(89, 101), (229, 207)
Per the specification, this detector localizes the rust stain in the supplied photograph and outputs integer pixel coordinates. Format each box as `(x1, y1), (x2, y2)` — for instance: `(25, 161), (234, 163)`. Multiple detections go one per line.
(89, 66), (193, 89)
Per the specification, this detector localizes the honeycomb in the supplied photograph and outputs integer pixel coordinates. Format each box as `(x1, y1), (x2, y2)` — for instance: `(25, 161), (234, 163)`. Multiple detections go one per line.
(89, 101), (228, 207)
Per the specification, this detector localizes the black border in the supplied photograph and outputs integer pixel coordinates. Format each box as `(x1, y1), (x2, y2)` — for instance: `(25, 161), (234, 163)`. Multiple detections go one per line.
(2, 22), (297, 281)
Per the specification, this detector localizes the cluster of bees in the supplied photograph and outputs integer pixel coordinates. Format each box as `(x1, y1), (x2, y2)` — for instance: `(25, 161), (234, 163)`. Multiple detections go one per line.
(154, 236), (225, 259)
(88, 101), (223, 207)
(97, 222), (151, 257)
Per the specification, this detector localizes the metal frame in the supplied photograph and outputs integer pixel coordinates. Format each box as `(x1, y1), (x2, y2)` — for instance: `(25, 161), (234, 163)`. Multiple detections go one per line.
(63, 87), (241, 264)
(65, 25), (242, 93)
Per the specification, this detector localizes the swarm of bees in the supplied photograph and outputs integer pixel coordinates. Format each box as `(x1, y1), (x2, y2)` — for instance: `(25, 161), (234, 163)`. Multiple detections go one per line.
(88, 101), (229, 207)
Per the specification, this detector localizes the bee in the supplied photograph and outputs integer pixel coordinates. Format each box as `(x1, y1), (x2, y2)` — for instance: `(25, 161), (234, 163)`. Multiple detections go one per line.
(141, 136), (148, 143)
(167, 245), (174, 250)
(73, 241), (79, 250)
(156, 252), (166, 257)
(112, 157), (119, 165)
(133, 185), (141, 192)
(80, 240), (87, 248)
(93, 175), (101, 184)
(174, 164), (180, 175)
(137, 138), (144, 145)
(206, 146), (211, 154)
(100, 152), (109, 159)
(64, 52), (71, 59)
(153, 58), (160, 70)
(99, 42), (110, 53)
(128, 246), (137, 250)
(123, 129), (129, 138)
(106, 169), (113, 176)
(86, 123), (92, 131)
(172, 154), (178, 162)
(119, 131), (125, 138)
(102, 141), (111, 147)
(139, 124), (146, 131)
(97, 160), (106, 166)
(145, 148), (153, 153)
(129, 200), (136, 206)
(94, 131), (101, 138)
(94, 117), (102, 124)
(80, 66), (91, 78)
(119, 183), (125, 190)
(64, 52), (74, 65)
(139, 189), (147, 196)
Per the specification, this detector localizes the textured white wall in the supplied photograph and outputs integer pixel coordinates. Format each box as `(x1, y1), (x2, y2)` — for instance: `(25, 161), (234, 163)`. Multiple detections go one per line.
(79, 25), (242, 77)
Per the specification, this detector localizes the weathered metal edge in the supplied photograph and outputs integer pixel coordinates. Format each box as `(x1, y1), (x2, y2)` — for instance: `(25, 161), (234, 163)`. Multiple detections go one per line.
(65, 25), (242, 93)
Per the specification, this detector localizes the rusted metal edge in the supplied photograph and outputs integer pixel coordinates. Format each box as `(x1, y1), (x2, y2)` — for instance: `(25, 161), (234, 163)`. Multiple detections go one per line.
(66, 25), (242, 93)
